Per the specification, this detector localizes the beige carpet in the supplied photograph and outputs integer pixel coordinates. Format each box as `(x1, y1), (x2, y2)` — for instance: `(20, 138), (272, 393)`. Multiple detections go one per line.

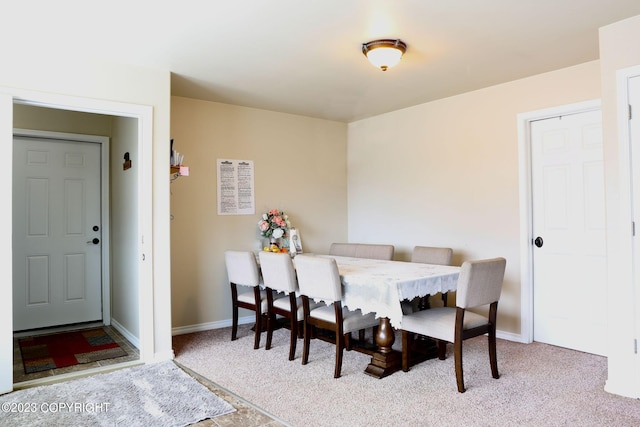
(173, 325), (640, 427)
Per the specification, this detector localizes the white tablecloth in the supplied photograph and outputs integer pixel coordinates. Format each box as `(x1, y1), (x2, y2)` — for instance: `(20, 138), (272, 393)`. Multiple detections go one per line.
(322, 255), (460, 328)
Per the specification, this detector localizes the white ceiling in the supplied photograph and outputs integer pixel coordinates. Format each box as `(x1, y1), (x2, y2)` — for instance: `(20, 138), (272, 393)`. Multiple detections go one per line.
(5, 1), (640, 122)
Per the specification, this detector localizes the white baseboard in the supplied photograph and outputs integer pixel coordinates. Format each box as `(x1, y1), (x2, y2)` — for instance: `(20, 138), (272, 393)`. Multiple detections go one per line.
(496, 330), (526, 343)
(110, 320), (175, 363)
(111, 318), (140, 349)
(172, 316), (255, 336)
(605, 378), (640, 399)
(153, 349), (176, 363)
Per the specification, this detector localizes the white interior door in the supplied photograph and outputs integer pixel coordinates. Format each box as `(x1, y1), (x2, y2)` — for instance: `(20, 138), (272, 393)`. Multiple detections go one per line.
(12, 136), (103, 331)
(532, 109), (607, 356)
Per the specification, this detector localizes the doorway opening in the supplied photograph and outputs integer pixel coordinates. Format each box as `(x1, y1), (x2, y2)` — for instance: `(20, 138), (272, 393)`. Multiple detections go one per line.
(2, 93), (155, 392)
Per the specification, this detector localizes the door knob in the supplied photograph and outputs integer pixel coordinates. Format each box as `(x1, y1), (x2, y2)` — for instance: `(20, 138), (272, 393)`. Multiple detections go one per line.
(534, 236), (543, 248)
(87, 238), (100, 245)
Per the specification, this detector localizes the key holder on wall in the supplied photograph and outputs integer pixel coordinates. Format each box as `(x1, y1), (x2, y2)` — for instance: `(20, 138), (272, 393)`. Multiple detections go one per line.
(123, 152), (132, 170)
(170, 139), (189, 182)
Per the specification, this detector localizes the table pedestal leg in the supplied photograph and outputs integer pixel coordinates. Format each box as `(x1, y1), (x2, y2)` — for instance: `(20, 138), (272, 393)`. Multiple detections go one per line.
(364, 317), (401, 378)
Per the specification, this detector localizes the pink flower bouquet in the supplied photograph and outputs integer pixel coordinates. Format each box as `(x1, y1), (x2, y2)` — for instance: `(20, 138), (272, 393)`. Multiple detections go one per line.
(258, 209), (290, 239)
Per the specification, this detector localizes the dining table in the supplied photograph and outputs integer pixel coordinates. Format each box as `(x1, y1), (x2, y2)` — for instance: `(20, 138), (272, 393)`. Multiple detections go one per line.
(319, 255), (460, 378)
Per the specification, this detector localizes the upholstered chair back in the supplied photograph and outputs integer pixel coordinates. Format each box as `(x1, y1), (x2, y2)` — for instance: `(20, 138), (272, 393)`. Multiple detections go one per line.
(259, 251), (298, 293)
(329, 243), (357, 257)
(456, 258), (506, 309)
(224, 251), (261, 287)
(295, 255), (342, 302)
(411, 246), (453, 266)
(329, 243), (394, 260)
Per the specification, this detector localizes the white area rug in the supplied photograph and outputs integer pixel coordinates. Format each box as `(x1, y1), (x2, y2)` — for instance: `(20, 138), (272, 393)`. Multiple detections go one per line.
(0, 361), (236, 427)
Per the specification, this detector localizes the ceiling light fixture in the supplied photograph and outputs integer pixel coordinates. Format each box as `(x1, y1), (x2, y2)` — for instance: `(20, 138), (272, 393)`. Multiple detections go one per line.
(362, 39), (407, 71)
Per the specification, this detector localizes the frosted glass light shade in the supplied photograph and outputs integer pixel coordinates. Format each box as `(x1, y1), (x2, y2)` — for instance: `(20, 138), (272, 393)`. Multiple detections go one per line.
(362, 39), (407, 71)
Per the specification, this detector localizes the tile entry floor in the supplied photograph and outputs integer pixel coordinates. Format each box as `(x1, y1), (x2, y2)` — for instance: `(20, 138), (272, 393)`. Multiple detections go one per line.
(13, 325), (140, 384)
(179, 364), (289, 427)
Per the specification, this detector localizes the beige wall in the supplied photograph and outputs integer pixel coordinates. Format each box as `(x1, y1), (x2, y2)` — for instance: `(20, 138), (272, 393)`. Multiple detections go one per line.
(170, 97), (348, 330)
(170, 62), (601, 335)
(13, 104), (113, 135)
(348, 60), (602, 336)
(110, 116), (141, 340)
(599, 14), (640, 398)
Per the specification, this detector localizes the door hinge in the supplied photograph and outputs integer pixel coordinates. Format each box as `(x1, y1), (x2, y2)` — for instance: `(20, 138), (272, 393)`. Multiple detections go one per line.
(633, 221), (636, 237)
(629, 104), (632, 120)
(635, 339), (638, 354)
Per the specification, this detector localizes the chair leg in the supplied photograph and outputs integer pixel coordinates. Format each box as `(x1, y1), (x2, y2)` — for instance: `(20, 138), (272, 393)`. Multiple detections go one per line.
(335, 333), (345, 378)
(401, 330), (412, 372)
(265, 315), (274, 351)
(231, 303), (239, 341)
(454, 338), (465, 393)
(489, 328), (499, 379)
(302, 323), (311, 365)
(265, 290), (275, 351)
(437, 340), (447, 360)
(297, 320), (304, 338)
(253, 310), (262, 350)
(487, 302), (500, 380)
(288, 315), (297, 361)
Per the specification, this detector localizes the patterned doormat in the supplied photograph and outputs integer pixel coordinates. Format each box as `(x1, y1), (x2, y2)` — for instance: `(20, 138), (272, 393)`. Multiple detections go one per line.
(18, 328), (127, 374)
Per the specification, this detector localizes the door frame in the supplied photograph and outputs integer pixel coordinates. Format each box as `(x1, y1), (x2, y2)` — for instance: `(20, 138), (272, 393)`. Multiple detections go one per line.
(603, 65), (640, 398)
(517, 99), (602, 344)
(13, 127), (111, 327)
(0, 88), (154, 395)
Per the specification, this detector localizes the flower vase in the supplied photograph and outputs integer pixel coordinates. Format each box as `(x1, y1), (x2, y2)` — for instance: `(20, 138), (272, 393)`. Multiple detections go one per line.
(269, 237), (280, 249)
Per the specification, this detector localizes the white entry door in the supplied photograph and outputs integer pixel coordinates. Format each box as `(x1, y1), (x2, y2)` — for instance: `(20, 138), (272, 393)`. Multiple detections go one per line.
(531, 109), (607, 356)
(13, 136), (103, 331)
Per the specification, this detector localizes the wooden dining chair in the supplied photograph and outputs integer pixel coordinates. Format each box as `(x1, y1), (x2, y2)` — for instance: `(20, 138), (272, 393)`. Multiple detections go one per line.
(329, 242), (393, 341)
(406, 246), (454, 312)
(295, 255), (379, 378)
(329, 243), (394, 260)
(224, 250), (272, 350)
(411, 246), (453, 266)
(401, 257), (506, 392)
(259, 251), (322, 360)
